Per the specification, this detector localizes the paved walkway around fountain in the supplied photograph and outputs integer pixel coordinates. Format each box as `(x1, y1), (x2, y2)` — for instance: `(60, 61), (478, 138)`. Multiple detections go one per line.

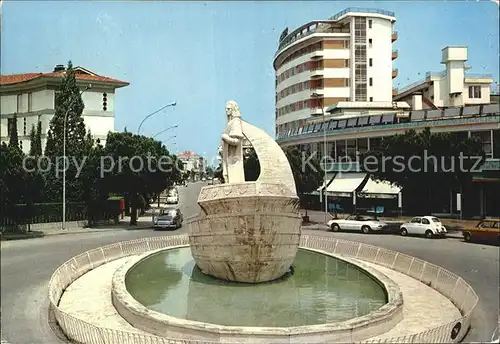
(58, 254), (462, 341)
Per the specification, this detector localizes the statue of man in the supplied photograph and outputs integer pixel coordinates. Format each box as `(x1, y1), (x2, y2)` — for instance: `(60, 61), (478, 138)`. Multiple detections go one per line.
(221, 100), (245, 184)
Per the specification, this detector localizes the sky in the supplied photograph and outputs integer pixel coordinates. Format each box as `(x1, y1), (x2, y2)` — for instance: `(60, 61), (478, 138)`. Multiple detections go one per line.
(1, 1), (499, 165)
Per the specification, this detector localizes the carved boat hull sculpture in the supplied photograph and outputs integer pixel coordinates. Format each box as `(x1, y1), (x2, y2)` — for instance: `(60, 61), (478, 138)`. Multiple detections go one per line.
(188, 101), (302, 283)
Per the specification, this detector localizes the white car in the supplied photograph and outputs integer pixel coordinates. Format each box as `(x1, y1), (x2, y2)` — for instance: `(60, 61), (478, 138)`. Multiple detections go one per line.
(400, 216), (447, 238)
(327, 214), (388, 234)
(166, 192), (178, 204)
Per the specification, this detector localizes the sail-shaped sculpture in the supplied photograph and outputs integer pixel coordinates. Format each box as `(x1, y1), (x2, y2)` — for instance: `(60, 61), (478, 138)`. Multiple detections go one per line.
(188, 101), (302, 283)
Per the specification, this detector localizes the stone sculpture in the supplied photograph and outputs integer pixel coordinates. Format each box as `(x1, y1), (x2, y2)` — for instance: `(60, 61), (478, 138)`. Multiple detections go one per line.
(188, 100), (302, 283)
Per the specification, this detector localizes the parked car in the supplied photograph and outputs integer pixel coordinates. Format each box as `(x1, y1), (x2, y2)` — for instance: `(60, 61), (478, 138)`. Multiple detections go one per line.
(400, 216), (447, 238)
(327, 214), (388, 234)
(166, 188), (179, 204)
(153, 208), (183, 230)
(462, 218), (499, 243)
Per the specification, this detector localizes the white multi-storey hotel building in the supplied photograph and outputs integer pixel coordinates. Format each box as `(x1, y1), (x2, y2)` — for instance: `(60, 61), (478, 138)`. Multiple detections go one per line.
(274, 8), (398, 137)
(0, 64), (129, 154)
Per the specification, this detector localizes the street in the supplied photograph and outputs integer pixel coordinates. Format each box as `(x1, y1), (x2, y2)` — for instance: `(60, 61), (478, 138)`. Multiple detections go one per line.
(1, 182), (498, 343)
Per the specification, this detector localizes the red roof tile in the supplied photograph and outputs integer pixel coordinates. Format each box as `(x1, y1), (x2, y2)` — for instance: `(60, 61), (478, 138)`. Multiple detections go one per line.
(0, 70), (129, 86)
(178, 151), (200, 159)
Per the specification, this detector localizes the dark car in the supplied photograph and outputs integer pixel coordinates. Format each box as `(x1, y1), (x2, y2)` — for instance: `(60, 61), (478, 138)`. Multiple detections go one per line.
(153, 208), (183, 230)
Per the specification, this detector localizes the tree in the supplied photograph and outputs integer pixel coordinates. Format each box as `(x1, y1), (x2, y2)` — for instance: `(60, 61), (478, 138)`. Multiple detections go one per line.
(214, 162), (223, 182)
(34, 121), (43, 156)
(44, 61), (88, 203)
(0, 143), (30, 230)
(45, 61), (86, 157)
(285, 146), (322, 218)
(28, 122), (43, 156)
(8, 113), (19, 149)
(103, 132), (182, 225)
(359, 128), (485, 214)
(28, 124), (36, 155)
(205, 166), (215, 178)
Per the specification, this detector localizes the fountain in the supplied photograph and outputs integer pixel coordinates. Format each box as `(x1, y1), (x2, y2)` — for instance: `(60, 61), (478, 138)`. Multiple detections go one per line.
(110, 101), (403, 341)
(188, 100), (302, 283)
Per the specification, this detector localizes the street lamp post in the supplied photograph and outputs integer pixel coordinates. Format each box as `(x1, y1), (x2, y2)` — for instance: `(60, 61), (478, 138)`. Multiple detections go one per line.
(162, 135), (176, 145)
(152, 124), (178, 139)
(137, 101), (177, 134)
(62, 84), (92, 230)
(312, 92), (328, 223)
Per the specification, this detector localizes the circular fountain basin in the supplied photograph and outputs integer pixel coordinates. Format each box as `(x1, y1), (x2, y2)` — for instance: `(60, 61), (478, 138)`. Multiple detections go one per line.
(112, 246), (403, 342)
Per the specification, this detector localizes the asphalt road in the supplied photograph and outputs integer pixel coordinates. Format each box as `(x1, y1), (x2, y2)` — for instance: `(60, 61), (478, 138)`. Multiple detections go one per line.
(1, 182), (498, 344)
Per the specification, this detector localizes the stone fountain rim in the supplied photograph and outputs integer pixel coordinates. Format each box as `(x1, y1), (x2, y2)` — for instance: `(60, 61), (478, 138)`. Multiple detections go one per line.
(111, 244), (403, 338)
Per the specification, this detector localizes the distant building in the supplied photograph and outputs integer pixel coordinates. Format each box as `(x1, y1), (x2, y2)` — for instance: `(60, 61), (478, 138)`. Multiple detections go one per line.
(0, 64), (129, 153)
(393, 47), (494, 109)
(178, 150), (205, 180)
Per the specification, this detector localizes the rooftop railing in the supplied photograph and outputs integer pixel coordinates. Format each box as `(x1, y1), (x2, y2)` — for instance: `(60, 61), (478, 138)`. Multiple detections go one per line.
(276, 7), (392, 55)
(276, 23), (349, 55)
(464, 73), (494, 79)
(426, 71), (447, 79)
(397, 71), (494, 96)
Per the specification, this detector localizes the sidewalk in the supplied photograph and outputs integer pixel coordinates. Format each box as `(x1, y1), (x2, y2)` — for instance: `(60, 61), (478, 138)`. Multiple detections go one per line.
(301, 209), (475, 229)
(300, 209), (466, 238)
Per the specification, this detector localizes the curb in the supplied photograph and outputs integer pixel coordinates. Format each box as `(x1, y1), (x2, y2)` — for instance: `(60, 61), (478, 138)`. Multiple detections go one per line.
(1, 225), (154, 241)
(44, 225), (153, 236)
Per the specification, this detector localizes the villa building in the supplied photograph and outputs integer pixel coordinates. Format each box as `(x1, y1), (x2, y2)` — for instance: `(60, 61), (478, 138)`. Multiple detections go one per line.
(0, 64), (129, 154)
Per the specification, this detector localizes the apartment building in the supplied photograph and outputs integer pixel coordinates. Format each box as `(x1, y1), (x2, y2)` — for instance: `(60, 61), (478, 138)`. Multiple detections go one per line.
(394, 46), (494, 109)
(274, 8), (398, 137)
(0, 64), (129, 153)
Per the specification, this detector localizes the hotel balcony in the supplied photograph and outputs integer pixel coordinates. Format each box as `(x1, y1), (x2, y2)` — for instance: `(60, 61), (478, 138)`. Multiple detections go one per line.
(392, 88), (398, 96)
(310, 107), (324, 116)
(392, 50), (398, 60)
(310, 51), (324, 59)
(392, 31), (398, 42)
(311, 88), (324, 95)
(392, 68), (398, 79)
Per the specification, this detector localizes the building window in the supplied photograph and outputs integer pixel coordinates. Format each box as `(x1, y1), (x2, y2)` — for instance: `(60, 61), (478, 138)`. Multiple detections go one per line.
(102, 93), (108, 111)
(368, 20), (372, 29)
(369, 58), (373, 67)
(344, 40), (350, 49)
(368, 38), (372, 48)
(369, 97), (373, 102)
(345, 79), (350, 87)
(369, 78), (373, 86)
(344, 59), (349, 67)
(17, 94), (22, 113)
(28, 92), (33, 112)
(23, 118), (27, 136)
(468, 86), (481, 99)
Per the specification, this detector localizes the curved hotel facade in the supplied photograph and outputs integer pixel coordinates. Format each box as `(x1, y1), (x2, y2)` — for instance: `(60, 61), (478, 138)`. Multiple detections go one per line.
(274, 8), (397, 137)
(274, 8), (499, 218)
